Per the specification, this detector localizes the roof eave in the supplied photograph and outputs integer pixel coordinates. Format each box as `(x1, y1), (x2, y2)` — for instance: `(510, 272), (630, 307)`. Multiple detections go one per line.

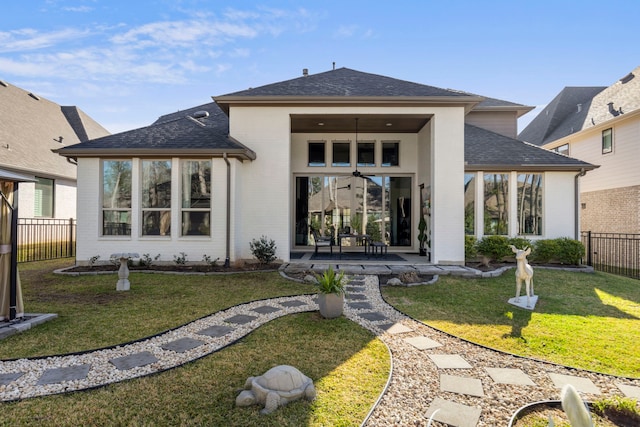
(55, 147), (257, 161)
(464, 164), (599, 172)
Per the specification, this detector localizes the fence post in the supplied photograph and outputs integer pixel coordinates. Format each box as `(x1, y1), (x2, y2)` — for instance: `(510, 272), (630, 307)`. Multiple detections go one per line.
(68, 218), (74, 257)
(586, 231), (592, 266)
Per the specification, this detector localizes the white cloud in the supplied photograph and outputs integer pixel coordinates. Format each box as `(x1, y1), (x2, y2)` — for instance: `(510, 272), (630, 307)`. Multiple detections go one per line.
(63, 6), (93, 12)
(0, 28), (90, 53)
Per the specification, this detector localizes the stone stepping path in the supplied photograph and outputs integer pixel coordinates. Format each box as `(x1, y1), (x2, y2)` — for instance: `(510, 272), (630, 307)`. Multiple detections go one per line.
(1, 272), (639, 427)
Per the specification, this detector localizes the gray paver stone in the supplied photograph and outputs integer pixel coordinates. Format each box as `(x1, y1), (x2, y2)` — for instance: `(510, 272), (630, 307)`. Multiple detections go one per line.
(380, 323), (413, 334)
(348, 301), (372, 310)
(37, 364), (91, 385)
(279, 300), (306, 308)
(548, 373), (601, 394)
(440, 374), (484, 397)
(347, 293), (367, 301)
(110, 351), (159, 371)
(425, 397), (482, 427)
(161, 337), (205, 353)
(252, 305), (281, 314)
(225, 314), (258, 325)
(617, 383), (640, 399)
(404, 336), (442, 350)
(358, 312), (388, 322)
(485, 367), (536, 386)
(428, 354), (472, 369)
(197, 325), (234, 337)
(0, 372), (24, 386)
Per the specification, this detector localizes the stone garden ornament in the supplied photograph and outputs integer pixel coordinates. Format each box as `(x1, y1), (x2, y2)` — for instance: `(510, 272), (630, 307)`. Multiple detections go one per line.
(508, 245), (537, 310)
(235, 365), (316, 414)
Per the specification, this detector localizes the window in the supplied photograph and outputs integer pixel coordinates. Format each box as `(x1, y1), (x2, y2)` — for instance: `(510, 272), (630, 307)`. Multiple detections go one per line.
(332, 141), (350, 166)
(464, 174), (475, 235)
(483, 173), (509, 235)
(141, 160), (171, 236)
(602, 128), (613, 154)
(181, 160), (211, 236)
(357, 142), (375, 167)
(554, 144), (569, 156)
(102, 160), (132, 235)
(308, 141), (325, 166)
(34, 177), (54, 217)
(382, 141), (399, 166)
(517, 174), (543, 235)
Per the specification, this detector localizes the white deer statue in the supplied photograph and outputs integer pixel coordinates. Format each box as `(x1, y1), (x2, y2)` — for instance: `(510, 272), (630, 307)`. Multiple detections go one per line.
(509, 245), (534, 307)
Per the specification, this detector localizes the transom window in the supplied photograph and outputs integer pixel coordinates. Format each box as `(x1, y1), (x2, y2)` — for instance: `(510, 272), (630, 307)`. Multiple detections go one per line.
(554, 144), (569, 156)
(332, 141), (350, 167)
(102, 160), (132, 236)
(357, 141), (375, 167)
(308, 141), (326, 166)
(382, 141), (399, 167)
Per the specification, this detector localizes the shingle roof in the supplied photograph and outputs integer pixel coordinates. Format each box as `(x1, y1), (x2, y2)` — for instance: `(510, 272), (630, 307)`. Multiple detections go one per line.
(465, 124), (595, 171)
(56, 102), (256, 160)
(519, 65), (640, 146)
(219, 67), (477, 98)
(0, 81), (109, 179)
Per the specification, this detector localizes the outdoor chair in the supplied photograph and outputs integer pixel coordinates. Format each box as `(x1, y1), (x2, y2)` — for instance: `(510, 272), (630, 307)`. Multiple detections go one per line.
(311, 230), (333, 254)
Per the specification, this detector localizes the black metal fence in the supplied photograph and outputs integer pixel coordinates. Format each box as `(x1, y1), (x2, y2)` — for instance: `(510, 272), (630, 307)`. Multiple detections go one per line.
(581, 231), (640, 279)
(17, 218), (76, 262)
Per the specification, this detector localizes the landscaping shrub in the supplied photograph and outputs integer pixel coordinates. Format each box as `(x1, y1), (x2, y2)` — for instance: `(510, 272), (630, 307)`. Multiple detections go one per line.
(555, 237), (585, 265)
(507, 237), (532, 251)
(465, 235), (477, 260)
(249, 235), (277, 264)
(475, 235), (511, 262)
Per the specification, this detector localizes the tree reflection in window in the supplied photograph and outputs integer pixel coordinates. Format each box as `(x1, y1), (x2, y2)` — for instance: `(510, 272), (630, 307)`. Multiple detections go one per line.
(484, 173), (508, 235)
(517, 174), (542, 235)
(181, 160), (211, 236)
(102, 160), (131, 235)
(142, 160), (171, 236)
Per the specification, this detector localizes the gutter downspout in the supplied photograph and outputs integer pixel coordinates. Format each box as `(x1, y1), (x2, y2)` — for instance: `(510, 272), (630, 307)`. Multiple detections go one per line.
(223, 153), (231, 268)
(574, 168), (586, 240)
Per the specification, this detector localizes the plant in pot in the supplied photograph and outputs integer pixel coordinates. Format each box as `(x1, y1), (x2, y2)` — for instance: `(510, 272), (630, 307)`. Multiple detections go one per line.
(314, 266), (348, 319)
(418, 214), (429, 257)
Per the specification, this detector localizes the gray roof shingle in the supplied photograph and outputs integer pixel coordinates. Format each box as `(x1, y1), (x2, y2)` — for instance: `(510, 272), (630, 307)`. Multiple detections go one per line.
(466, 124), (595, 171)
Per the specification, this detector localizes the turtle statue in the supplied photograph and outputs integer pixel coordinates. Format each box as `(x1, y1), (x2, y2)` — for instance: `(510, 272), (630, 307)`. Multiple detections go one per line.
(235, 365), (316, 414)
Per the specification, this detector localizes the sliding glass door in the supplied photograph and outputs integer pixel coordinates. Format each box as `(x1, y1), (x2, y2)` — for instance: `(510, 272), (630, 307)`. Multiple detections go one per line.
(295, 175), (412, 248)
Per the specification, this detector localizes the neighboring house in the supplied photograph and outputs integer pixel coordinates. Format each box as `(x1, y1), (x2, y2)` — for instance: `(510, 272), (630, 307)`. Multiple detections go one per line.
(56, 67), (594, 266)
(0, 80), (110, 219)
(519, 66), (640, 234)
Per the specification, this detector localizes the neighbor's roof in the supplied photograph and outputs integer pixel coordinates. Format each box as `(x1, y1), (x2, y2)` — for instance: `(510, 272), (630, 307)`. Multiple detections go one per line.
(56, 102), (256, 160)
(519, 65), (640, 146)
(0, 80), (110, 180)
(465, 124), (596, 171)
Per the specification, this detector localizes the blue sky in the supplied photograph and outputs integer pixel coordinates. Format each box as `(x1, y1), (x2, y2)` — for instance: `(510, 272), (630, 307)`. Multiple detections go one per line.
(1, 0), (638, 134)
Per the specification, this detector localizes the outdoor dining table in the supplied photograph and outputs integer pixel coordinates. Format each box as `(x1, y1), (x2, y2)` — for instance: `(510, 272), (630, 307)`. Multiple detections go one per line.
(337, 234), (370, 257)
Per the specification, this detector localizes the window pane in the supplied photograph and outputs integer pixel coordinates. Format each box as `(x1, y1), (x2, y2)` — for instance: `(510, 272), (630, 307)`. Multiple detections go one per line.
(555, 144), (569, 156)
(602, 128), (613, 153)
(464, 174), (475, 235)
(484, 173), (508, 235)
(308, 142), (325, 166)
(332, 142), (350, 166)
(182, 160), (211, 208)
(517, 174), (543, 235)
(357, 142), (375, 166)
(35, 177), (54, 217)
(103, 161), (132, 208)
(143, 211), (171, 236)
(182, 211), (210, 236)
(103, 211), (131, 235)
(142, 160), (171, 208)
(382, 142), (399, 166)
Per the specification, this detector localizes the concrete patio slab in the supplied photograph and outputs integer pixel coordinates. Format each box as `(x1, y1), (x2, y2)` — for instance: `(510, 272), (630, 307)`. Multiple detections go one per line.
(440, 374), (484, 397)
(485, 367), (536, 386)
(360, 265), (392, 274)
(548, 373), (601, 394)
(425, 397), (482, 427)
(428, 354), (472, 369)
(404, 336), (442, 350)
(37, 364), (91, 385)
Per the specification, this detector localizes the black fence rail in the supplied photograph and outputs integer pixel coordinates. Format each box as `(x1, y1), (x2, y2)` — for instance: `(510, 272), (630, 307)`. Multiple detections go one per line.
(17, 218), (76, 262)
(581, 231), (640, 279)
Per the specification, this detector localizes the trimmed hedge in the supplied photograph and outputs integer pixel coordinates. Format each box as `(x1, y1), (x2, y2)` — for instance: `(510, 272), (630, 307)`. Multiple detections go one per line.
(468, 236), (584, 265)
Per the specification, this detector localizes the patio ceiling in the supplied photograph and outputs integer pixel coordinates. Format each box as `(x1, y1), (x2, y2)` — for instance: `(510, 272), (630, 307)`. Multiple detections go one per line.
(290, 114), (432, 133)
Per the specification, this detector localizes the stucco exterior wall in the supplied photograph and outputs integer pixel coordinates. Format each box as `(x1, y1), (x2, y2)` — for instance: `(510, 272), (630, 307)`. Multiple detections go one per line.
(581, 185), (640, 234)
(465, 111), (519, 138)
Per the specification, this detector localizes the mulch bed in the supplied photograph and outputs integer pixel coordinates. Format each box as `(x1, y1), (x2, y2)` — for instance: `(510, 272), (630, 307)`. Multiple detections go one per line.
(63, 263), (282, 273)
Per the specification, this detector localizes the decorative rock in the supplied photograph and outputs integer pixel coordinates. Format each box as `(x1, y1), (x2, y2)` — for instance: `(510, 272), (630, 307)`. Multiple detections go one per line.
(235, 365), (316, 414)
(303, 274), (317, 284)
(386, 278), (403, 286)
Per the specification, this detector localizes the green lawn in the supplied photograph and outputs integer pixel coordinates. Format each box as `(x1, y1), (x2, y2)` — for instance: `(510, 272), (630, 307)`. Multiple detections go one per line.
(382, 269), (640, 378)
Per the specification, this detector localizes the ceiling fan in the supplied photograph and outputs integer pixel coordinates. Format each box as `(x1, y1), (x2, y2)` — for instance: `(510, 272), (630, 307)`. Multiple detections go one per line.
(351, 117), (374, 179)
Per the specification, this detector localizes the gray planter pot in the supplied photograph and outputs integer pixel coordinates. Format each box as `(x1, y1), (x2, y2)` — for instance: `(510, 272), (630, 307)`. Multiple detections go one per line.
(317, 293), (344, 319)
